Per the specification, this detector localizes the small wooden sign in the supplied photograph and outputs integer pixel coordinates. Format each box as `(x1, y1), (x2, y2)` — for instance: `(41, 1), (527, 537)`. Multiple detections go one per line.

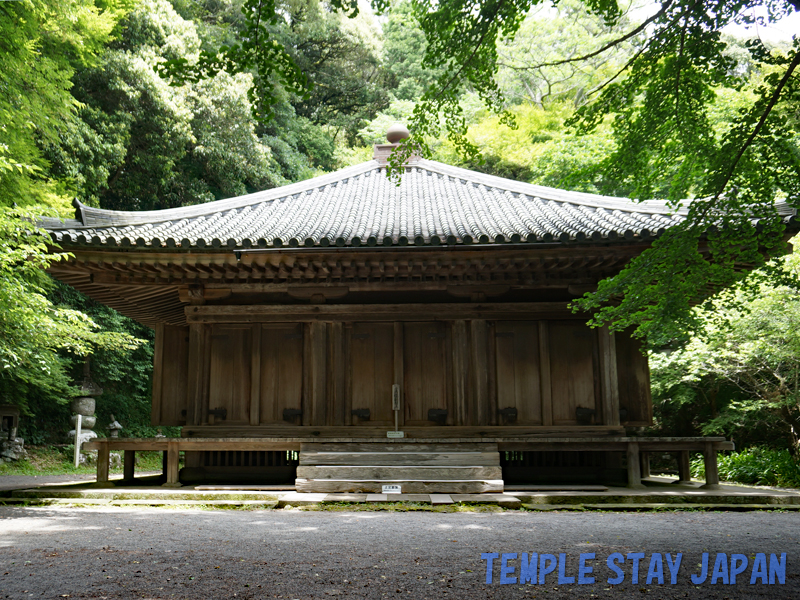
(391, 384), (401, 410)
(386, 430), (404, 438)
(382, 485), (401, 494)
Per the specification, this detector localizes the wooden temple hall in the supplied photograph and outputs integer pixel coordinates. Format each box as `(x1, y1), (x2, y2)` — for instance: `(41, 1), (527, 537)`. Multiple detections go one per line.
(40, 129), (763, 493)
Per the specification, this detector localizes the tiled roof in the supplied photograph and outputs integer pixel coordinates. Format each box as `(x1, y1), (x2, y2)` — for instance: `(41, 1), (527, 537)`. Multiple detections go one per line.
(40, 159), (795, 250)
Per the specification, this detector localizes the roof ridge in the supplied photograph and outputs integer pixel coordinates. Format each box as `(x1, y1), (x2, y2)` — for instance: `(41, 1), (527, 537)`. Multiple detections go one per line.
(414, 159), (689, 215)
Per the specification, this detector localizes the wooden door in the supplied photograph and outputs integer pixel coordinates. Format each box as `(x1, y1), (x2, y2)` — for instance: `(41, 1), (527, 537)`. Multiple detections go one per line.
(403, 322), (451, 425)
(348, 323), (396, 426)
(548, 321), (599, 425)
(208, 325), (252, 425)
(494, 321), (542, 425)
(259, 324), (304, 425)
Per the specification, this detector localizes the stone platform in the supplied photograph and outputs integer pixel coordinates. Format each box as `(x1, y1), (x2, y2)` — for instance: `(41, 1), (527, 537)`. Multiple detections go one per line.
(2, 476), (800, 510)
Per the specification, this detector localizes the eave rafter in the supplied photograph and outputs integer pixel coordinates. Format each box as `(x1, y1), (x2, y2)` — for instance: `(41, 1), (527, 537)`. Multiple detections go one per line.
(47, 244), (647, 328)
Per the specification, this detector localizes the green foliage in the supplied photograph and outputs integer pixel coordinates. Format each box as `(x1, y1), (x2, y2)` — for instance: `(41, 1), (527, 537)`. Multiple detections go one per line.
(649, 243), (800, 451)
(496, 0), (637, 107)
(285, 1), (390, 140)
(382, 1), (443, 101)
(159, 0), (389, 130)
(435, 102), (617, 190)
(45, 0), (289, 210)
(48, 281), (162, 439)
(0, 208), (143, 420)
(0, 0), (127, 211)
(690, 447), (800, 488)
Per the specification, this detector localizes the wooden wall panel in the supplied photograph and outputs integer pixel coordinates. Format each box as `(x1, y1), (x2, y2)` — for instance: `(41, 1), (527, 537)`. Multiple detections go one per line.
(403, 322), (450, 425)
(615, 331), (652, 425)
(151, 324), (190, 426)
(208, 325), (252, 425)
(327, 323), (346, 426)
(186, 323), (207, 426)
(259, 324), (304, 425)
(598, 326), (620, 426)
(348, 322), (395, 426)
(452, 320), (468, 426)
(494, 321), (542, 425)
(549, 321), (598, 425)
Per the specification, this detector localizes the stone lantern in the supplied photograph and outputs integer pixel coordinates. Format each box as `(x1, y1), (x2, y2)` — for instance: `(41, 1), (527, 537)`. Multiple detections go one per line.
(69, 360), (103, 461)
(106, 414), (123, 438)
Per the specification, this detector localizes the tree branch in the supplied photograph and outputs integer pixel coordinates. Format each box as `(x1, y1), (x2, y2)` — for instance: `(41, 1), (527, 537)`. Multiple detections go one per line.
(528, 0), (675, 70)
(710, 48), (800, 201)
(429, 0), (508, 102)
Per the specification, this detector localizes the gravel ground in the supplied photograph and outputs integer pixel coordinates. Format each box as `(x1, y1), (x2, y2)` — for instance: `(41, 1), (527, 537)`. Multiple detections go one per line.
(0, 506), (798, 600)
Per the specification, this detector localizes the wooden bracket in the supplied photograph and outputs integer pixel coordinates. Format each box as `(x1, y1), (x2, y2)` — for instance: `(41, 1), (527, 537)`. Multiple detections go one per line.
(567, 284), (597, 296)
(179, 285), (231, 305)
(287, 286), (349, 304)
(446, 285), (509, 302)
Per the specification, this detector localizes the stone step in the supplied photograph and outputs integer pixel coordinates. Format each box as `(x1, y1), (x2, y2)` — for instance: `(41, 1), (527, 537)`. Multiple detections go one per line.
(299, 451), (500, 466)
(300, 442), (499, 452)
(295, 478), (504, 494)
(296, 465), (502, 480)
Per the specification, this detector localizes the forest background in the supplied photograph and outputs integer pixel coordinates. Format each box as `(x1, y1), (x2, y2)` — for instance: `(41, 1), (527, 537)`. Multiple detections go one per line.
(2, 0), (800, 486)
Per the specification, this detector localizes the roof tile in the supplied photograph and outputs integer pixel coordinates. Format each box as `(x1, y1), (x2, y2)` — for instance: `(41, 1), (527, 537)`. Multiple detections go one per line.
(41, 158), (793, 249)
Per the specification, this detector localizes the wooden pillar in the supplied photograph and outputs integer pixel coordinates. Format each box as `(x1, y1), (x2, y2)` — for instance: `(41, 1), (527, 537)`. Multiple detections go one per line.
(96, 440), (110, 484)
(640, 451), (650, 479)
(599, 326), (620, 426)
(674, 450), (692, 484)
(123, 450), (135, 482)
(163, 441), (181, 487)
(305, 322), (327, 426)
(470, 320), (489, 426)
(626, 442), (645, 489)
(327, 322), (346, 426)
(538, 321), (553, 426)
(452, 320), (468, 426)
(151, 323), (165, 425)
(700, 442), (721, 489)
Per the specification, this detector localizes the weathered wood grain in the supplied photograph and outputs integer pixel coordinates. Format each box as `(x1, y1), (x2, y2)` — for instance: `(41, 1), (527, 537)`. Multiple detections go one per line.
(296, 466), (503, 480)
(598, 325), (620, 426)
(301, 442), (500, 452)
(299, 452), (500, 466)
(185, 302), (578, 323)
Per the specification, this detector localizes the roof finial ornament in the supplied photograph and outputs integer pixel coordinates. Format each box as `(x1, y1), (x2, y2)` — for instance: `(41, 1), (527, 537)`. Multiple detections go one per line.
(386, 123), (410, 144)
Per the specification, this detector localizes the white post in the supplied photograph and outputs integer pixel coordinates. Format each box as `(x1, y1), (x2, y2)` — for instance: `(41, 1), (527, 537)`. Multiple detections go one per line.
(73, 414), (82, 468)
(387, 384), (404, 438)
